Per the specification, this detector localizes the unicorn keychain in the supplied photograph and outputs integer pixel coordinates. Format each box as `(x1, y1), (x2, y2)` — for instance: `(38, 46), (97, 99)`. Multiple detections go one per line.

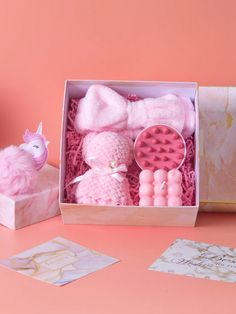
(0, 123), (49, 196)
(20, 122), (49, 170)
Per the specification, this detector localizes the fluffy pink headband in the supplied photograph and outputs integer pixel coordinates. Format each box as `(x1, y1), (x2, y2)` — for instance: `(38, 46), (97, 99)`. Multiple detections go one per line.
(75, 85), (195, 139)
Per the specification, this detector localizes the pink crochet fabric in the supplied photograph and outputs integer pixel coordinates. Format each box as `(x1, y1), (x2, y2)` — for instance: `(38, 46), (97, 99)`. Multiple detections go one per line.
(75, 85), (195, 139)
(75, 132), (134, 205)
(64, 96), (196, 206)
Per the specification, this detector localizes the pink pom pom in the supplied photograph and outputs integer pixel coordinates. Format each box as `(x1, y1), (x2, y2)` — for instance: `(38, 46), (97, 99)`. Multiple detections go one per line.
(0, 146), (38, 196)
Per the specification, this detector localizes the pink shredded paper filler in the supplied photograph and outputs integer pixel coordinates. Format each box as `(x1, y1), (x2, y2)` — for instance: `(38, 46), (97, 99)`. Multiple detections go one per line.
(64, 95), (195, 206)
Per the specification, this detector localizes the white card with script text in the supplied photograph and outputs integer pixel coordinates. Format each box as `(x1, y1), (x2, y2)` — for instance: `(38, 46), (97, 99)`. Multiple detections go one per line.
(149, 238), (236, 283)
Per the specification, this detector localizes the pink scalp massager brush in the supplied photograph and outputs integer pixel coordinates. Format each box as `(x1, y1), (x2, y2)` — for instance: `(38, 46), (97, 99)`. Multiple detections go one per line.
(134, 124), (186, 172)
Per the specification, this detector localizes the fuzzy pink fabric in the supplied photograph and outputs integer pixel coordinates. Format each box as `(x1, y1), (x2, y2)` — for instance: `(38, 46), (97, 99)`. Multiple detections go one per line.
(64, 95), (196, 206)
(0, 146), (38, 196)
(75, 132), (133, 205)
(75, 85), (195, 139)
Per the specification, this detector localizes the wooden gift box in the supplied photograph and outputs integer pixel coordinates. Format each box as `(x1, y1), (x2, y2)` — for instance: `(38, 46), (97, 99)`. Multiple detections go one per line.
(60, 80), (199, 226)
(0, 164), (60, 230)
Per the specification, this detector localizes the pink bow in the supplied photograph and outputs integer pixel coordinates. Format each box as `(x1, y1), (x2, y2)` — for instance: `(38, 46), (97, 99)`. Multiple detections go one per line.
(69, 163), (128, 186)
(75, 85), (195, 139)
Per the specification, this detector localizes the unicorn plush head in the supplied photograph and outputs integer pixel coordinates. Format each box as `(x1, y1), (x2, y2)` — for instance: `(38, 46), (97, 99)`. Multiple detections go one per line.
(20, 122), (49, 171)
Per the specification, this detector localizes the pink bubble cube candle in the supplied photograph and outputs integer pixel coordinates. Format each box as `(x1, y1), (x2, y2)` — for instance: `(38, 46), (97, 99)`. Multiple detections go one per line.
(139, 169), (183, 207)
(167, 169), (183, 206)
(139, 170), (154, 206)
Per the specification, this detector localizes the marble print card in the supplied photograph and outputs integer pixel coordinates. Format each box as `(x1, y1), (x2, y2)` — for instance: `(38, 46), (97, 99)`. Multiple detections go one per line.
(149, 238), (236, 283)
(0, 237), (119, 286)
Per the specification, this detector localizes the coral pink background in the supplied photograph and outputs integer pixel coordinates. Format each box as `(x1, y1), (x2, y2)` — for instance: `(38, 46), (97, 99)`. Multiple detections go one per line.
(0, 1), (236, 313)
(0, 0), (235, 165)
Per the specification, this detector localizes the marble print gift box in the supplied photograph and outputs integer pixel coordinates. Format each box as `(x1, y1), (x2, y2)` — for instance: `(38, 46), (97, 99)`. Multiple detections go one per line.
(0, 124), (60, 230)
(0, 164), (60, 230)
(59, 80), (199, 226)
(199, 86), (236, 212)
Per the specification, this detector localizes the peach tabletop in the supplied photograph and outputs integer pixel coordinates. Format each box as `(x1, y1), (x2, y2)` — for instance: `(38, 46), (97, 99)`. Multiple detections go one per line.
(0, 213), (236, 314)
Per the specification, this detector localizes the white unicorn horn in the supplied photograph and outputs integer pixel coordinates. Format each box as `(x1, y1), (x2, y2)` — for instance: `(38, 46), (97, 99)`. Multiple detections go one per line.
(36, 122), (43, 135)
(46, 141), (50, 146)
